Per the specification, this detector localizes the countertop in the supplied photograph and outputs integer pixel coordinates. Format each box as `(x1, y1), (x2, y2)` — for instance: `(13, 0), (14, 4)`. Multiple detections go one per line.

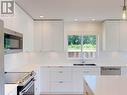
(84, 76), (127, 95)
(5, 62), (127, 72)
(5, 84), (18, 95)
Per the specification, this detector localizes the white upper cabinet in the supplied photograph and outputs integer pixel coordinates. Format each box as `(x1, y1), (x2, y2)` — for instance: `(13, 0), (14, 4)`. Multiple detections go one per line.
(34, 21), (64, 52)
(23, 18), (34, 52)
(119, 21), (127, 51)
(103, 21), (120, 51)
(103, 21), (127, 51)
(34, 21), (43, 52)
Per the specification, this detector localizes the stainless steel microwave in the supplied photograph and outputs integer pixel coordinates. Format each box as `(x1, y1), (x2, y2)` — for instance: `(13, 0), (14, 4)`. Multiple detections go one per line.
(4, 28), (23, 54)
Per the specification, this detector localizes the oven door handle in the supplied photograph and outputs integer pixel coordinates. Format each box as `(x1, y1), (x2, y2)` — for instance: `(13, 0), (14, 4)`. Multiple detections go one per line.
(20, 80), (34, 95)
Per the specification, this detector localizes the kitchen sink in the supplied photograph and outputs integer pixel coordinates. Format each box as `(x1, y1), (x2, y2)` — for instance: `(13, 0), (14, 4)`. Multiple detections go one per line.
(73, 63), (96, 66)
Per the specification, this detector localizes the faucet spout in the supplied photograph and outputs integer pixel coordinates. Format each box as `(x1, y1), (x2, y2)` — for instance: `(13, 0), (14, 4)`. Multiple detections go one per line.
(81, 52), (85, 63)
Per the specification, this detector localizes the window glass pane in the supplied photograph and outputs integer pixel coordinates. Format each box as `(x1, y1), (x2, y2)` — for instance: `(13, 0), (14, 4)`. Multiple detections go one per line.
(68, 35), (81, 58)
(83, 35), (96, 51)
(83, 35), (96, 59)
(67, 35), (97, 59)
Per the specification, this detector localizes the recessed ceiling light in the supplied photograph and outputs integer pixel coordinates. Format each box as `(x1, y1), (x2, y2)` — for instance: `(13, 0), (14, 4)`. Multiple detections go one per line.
(40, 15), (44, 18)
(74, 19), (78, 21)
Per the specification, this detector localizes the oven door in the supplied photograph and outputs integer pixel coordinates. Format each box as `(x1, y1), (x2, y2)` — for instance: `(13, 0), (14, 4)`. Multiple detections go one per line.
(19, 80), (34, 95)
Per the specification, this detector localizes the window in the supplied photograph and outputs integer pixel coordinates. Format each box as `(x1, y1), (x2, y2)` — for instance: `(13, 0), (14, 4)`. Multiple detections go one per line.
(67, 35), (98, 59)
(68, 35), (81, 58)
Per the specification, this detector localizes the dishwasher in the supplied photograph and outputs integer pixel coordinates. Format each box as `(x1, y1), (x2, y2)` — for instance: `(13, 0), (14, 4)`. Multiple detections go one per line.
(101, 66), (121, 75)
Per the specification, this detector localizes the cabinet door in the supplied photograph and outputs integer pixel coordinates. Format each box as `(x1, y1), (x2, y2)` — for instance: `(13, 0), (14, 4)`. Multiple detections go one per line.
(73, 67), (100, 94)
(52, 21), (64, 51)
(50, 82), (72, 94)
(49, 67), (73, 94)
(34, 69), (40, 95)
(49, 67), (72, 82)
(103, 21), (120, 51)
(83, 67), (100, 75)
(23, 19), (34, 52)
(34, 21), (43, 52)
(40, 67), (50, 94)
(119, 21), (127, 51)
(121, 67), (127, 76)
(73, 68), (84, 94)
(42, 21), (63, 51)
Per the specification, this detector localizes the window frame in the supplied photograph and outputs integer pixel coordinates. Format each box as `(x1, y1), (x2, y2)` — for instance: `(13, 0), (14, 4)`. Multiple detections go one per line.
(66, 34), (99, 60)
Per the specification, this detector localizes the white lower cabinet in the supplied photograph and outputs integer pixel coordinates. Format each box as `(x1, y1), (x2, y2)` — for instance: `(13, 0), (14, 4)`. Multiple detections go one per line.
(49, 67), (73, 94)
(40, 67), (50, 94)
(38, 66), (100, 94)
(50, 82), (72, 93)
(73, 67), (100, 94)
(73, 68), (84, 94)
(121, 67), (127, 76)
(34, 68), (41, 95)
(50, 67), (72, 81)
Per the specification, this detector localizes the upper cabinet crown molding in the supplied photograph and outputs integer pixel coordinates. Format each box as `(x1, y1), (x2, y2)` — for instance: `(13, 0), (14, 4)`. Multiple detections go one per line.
(103, 20), (127, 51)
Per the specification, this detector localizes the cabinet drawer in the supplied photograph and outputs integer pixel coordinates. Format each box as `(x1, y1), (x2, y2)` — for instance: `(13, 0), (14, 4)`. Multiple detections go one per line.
(50, 71), (72, 81)
(83, 67), (100, 75)
(49, 67), (72, 71)
(50, 67), (72, 81)
(83, 70), (96, 75)
(73, 67), (100, 75)
(50, 82), (73, 93)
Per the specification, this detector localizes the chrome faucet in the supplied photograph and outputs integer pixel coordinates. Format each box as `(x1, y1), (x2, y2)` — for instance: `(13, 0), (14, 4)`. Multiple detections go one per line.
(81, 52), (86, 63)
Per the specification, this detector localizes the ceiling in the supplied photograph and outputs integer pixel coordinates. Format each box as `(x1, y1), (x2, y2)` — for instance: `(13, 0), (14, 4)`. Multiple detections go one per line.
(16, 0), (124, 21)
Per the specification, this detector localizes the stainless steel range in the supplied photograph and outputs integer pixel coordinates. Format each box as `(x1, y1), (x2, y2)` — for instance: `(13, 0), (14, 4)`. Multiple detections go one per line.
(5, 71), (35, 95)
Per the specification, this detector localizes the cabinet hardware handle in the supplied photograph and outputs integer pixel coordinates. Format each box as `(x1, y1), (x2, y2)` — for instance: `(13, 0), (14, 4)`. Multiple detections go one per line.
(59, 81), (63, 83)
(59, 71), (63, 73)
(84, 71), (89, 73)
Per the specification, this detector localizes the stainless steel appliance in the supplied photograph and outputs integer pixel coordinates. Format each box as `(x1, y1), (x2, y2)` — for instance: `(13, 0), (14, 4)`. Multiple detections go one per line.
(4, 28), (23, 54)
(101, 66), (121, 75)
(18, 71), (35, 95)
(19, 79), (34, 95)
(5, 71), (35, 95)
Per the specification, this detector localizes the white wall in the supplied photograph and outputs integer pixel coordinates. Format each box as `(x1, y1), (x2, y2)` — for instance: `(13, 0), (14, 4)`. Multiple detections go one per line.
(0, 2), (34, 72)
(0, 19), (4, 95)
(0, 3), (34, 52)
